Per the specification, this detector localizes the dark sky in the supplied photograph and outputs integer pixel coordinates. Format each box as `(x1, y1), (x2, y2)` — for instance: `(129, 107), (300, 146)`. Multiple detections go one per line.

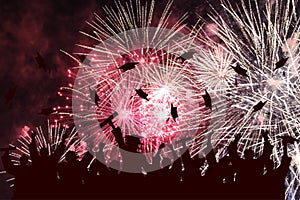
(4, 0), (298, 198)
(0, 0), (214, 147)
(0, 0), (217, 198)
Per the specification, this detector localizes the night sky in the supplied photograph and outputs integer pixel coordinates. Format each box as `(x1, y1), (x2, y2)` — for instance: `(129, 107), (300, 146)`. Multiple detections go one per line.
(2, 0), (299, 198)
(0, 0), (221, 198)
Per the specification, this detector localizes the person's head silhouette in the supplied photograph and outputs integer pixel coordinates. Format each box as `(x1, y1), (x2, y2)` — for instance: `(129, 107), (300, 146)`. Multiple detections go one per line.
(65, 151), (78, 164)
(40, 147), (49, 157)
(20, 154), (29, 166)
(219, 156), (231, 166)
(244, 149), (255, 160)
(125, 135), (143, 152)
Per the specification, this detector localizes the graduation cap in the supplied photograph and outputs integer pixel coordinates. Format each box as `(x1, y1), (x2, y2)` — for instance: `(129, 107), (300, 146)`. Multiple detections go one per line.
(231, 64), (248, 77)
(39, 107), (56, 115)
(65, 151), (79, 161)
(89, 87), (100, 107)
(78, 55), (92, 67)
(125, 135), (143, 145)
(0, 146), (16, 152)
(118, 62), (139, 72)
(279, 136), (298, 145)
(275, 57), (289, 71)
(35, 51), (56, 73)
(171, 103), (178, 122)
(252, 101), (266, 113)
(99, 111), (119, 129)
(234, 78), (238, 87)
(202, 90), (212, 110)
(35, 51), (47, 71)
(4, 87), (16, 103)
(135, 88), (149, 101)
(177, 51), (196, 62)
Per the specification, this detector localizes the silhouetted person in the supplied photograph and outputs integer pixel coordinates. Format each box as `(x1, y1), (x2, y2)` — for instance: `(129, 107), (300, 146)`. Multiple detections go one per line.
(150, 143), (165, 168)
(228, 131), (273, 197)
(58, 151), (83, 197)
(58, 150), (93, 198)
(86, 158), (104, 197)
(265, 136), (294, 199)
(111, 127), (150, 173)
(111, 127), (152, 197)
(29, 131), (67, 198)
(144, 143), (173, 198)
(173, 138), (206, 198)
(85, 143), (115, 198)
(154, 142), (188, 198)
(2, 150), (33, 199)
(168, 143), (183, 183)
(203, 132), (235, 198)
(90, 142), (111, 176)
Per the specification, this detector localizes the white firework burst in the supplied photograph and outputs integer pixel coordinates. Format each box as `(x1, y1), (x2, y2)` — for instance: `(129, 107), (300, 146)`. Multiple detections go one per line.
(1, 121), (86, 188)
(203, 0), (300, 198)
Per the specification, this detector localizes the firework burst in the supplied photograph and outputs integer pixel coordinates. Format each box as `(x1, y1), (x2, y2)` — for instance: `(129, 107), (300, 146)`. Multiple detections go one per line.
(203, 0), (300, 198)
(1, 121), (87, 188)
(54, 0), (220, 172)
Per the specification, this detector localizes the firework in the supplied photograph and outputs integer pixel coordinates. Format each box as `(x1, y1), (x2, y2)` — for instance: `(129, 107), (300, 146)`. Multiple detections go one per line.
(1, 121), (87, 188)
(55, 0), (220, 173)
(203, 0), (300, 198)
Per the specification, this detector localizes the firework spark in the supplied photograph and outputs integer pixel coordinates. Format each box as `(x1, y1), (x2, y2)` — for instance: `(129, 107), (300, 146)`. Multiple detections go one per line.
(55, 0), (218, 173)
(203, 0), (300, 198)
(1, 121), (87, 188)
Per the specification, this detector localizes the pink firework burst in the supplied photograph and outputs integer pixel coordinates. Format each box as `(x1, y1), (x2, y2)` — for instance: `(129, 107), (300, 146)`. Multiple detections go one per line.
(55, 0), (214, 172)
(71, 51), (211, 155)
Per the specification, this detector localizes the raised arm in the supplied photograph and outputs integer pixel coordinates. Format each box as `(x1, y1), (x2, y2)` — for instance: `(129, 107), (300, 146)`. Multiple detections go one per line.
(28, 131), (39, 164)
(228, 134), (242, 162)
(260, 130), (273, 160)
(168, 143), (179, 161)
(93, 143), (110, 173)
(51, 133), (67, 162)
(111, 127), (126, 150)
(205, 131), (217, 167)
(152, 143), (165, 168)
(1, 150), (16, 175)
(168, 143), (181, 172)
(278, 139), (292, 172)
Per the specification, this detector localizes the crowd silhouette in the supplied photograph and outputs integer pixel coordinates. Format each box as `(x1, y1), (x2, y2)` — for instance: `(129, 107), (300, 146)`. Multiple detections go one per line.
(1, 127), (295, 199)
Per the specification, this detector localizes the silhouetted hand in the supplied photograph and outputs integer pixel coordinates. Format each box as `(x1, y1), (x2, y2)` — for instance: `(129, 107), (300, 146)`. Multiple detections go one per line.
(206, 131), (214, 151)
(4, 149), (9, 157)
(234, 134), (242, 142)
(159, 143), (165, 150)
(62, 133), (68, 142)
(167, 143), (175, 150)
(167, 143), (177, 153)
(98, 142), (106, 151)
(111, 127), (124, 147)
(176, 137), (191, 148)
(280, 136), (298, 146)
(262, 130), (269, 141)
(207, 130), (214, 141)
(31, 131), (37, 139)
(112, 127), (122, 136)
